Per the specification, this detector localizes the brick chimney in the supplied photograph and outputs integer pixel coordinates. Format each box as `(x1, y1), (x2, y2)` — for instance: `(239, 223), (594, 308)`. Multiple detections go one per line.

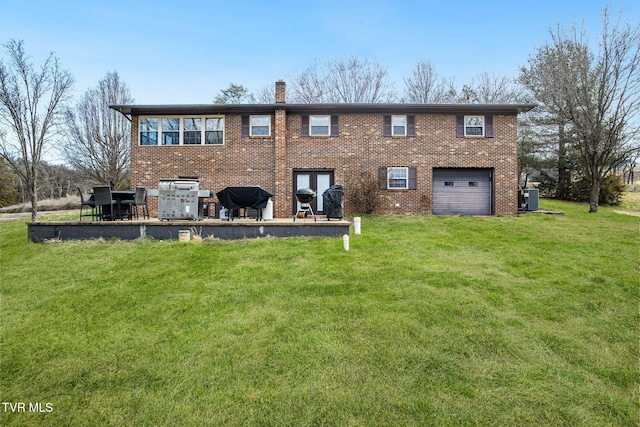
(274, 80), (287, 217)
(275, 80), (286, 103)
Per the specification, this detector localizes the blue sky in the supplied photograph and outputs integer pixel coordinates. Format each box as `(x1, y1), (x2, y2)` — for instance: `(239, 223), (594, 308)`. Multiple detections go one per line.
(2, 0), (639, 104)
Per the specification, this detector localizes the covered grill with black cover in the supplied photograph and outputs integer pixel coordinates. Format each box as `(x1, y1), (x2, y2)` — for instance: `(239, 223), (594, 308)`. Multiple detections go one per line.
(216, 186), (273, 220)
(322, 184), (344, 220)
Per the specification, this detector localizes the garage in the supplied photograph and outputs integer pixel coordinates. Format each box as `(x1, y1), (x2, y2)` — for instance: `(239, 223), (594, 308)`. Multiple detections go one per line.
(432, 168), (493, 215)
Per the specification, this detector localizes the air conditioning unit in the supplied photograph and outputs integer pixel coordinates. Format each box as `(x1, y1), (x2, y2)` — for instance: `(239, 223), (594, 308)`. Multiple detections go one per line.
(518, 188), (539, 211)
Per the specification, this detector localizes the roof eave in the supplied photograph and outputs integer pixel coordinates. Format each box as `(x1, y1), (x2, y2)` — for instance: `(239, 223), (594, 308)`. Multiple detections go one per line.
(110, 103), (537, 116)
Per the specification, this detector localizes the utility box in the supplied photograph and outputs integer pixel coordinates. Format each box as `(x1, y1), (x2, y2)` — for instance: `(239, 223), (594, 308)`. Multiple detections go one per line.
(518, 188), (539, 211)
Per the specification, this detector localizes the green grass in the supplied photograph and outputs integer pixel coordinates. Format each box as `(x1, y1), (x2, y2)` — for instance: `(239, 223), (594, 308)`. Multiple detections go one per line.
(1, 199), (638, 426)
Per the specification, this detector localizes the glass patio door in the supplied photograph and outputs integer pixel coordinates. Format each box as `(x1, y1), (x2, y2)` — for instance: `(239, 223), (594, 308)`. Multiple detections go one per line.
(293, 169), (334, 215)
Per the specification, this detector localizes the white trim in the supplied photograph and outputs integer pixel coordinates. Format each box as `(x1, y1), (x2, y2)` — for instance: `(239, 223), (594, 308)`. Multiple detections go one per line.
(387, 167), (409, 189)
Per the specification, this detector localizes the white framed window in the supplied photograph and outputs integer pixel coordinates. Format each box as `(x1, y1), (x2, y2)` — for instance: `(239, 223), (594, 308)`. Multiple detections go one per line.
(392, 115), (406, 136)
(310, 115), (330, 136)
(140, 118), (159, 145)
(387, 167), (408, 189)
(161, 118), (180, 145)
(464, 116), (484, 137)
(139, 116), (225, 145)
(250, 115), (271, 136)
(205, 118), (224, 144)
(183, 118), (202, 145)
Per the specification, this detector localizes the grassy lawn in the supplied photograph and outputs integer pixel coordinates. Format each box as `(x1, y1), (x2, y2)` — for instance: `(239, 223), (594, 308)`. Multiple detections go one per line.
(1, 199), (638, 426)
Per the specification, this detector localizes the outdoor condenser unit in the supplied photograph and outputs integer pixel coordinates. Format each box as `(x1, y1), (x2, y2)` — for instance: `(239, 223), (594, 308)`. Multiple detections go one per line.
(518, 188), (539, 211)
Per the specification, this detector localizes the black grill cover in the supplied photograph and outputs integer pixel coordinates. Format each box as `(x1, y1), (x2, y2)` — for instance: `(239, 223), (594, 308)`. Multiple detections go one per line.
(216, 186), (273, 210)
(322, 184), (344, 219)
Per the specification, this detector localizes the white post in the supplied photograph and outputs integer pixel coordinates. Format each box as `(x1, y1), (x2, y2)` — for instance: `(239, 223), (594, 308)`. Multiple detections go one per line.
(343, 234), (350, 251)
(354, 217), (361, 235)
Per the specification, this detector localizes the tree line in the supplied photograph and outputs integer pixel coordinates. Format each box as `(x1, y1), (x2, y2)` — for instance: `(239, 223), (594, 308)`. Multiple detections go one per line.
(1, 6), (637, 220)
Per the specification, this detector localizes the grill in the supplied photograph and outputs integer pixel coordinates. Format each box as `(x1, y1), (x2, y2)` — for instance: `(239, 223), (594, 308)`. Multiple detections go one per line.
(294, 188), (316, 221)
(322, 184), (344, 220)
(155, 177), (212, 220)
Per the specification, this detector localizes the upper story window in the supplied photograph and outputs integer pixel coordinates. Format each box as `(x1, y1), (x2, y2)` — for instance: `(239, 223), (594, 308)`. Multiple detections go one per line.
(161, 118), (180, 145)
(140, 118), (158, 146)
(310, 115), (330, 136)
(392, 115), (407, 136)
(183, 118), (201, 145)
(464, 116), (484, 136)
(205, 118), (224, 144)
(301, 115), (339, 137)
(383, 115), (415, 137)
(250, 115), (271, 136)
(139, 116), (225, 145)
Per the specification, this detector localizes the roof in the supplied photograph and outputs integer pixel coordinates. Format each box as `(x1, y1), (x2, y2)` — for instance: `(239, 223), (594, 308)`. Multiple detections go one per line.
(110, 103), (536, 117)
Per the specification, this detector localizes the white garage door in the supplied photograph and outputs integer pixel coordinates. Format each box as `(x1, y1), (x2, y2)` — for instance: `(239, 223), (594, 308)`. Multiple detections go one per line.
(432, 168), (493, 215)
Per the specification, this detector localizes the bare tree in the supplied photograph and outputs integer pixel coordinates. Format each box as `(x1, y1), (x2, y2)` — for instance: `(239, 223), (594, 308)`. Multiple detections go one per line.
(472, 71), (523, 104)
(0, 39), (74, 221)
(403, 60), (454, 103)
(288, 62), (326, 103)
(63, 71), (132, 189)
(248, 84), (275, 104)
(520, 7), (640, 212)
(288, 57), (396, 103)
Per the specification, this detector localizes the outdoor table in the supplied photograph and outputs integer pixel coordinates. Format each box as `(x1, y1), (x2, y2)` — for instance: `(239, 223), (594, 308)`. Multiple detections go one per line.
(91, 190), (135, 220)
(111, 190), (135, 219)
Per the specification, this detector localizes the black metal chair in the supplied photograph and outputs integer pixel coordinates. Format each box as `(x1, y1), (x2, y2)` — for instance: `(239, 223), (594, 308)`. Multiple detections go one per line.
(122, 186), (149, 220)
(77, 187), (96, 221)
(93, 185), (117, 221)
(136, 187), (150, 219)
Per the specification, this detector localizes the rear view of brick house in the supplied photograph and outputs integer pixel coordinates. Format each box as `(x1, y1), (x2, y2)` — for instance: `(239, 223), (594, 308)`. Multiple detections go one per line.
(111, 81), (534, 218)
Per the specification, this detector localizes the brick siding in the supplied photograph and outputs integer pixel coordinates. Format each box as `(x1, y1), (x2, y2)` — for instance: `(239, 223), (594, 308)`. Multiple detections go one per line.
(131, 111), (518, 217)
(127, 81), (523, 217)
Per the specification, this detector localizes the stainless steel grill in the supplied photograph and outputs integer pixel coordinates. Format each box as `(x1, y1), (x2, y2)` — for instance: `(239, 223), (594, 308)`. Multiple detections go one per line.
(153, 178), (212, 220)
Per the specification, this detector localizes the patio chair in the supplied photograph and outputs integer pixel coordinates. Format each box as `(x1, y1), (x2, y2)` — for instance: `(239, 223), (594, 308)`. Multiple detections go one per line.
(121, 186), (149, 220)
(92, 185), (117, 221)
(135, 187), (149, 219)
(77, 187), (96, 221)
